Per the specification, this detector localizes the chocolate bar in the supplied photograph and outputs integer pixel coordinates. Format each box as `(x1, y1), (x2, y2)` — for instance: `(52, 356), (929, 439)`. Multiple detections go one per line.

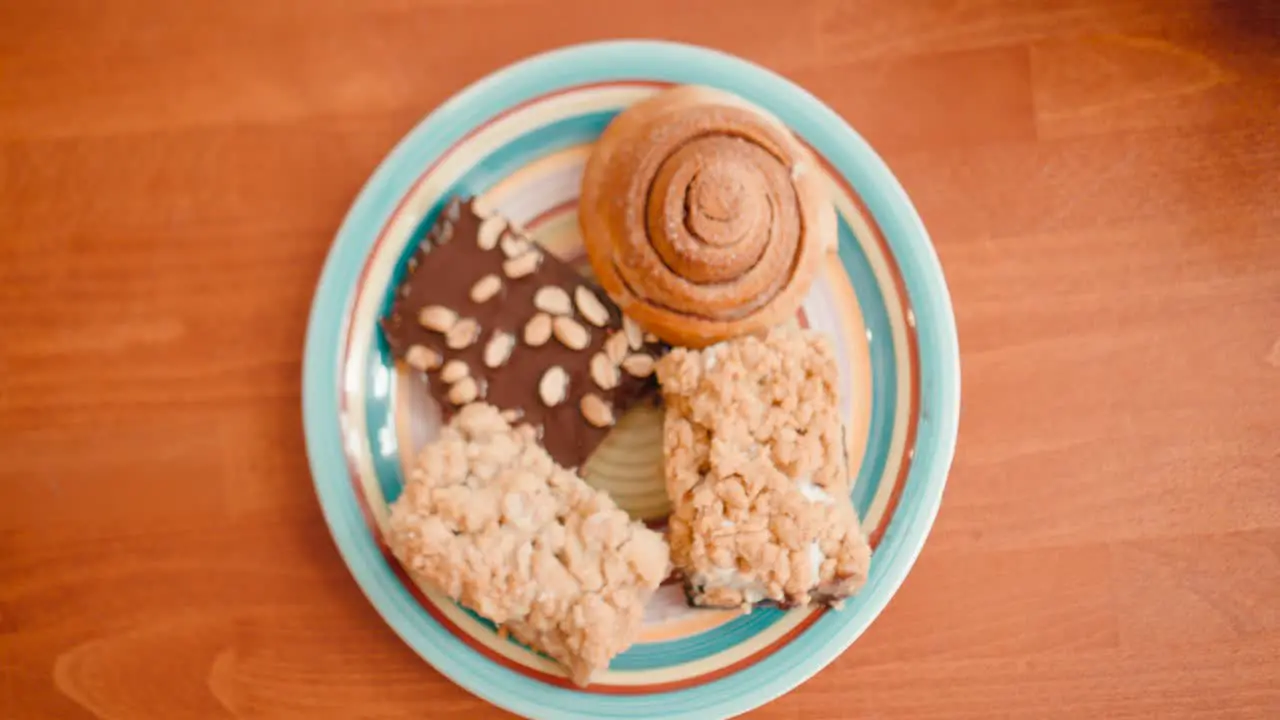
(382, 197), (664, 470)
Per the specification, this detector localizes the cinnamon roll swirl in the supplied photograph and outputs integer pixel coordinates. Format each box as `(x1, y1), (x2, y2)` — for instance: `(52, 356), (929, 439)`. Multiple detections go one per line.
(579, 85), (835, 348)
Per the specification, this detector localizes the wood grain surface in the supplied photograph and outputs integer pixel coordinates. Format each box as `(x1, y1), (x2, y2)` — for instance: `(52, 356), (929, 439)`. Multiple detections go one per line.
(2, 1), (1278, 718)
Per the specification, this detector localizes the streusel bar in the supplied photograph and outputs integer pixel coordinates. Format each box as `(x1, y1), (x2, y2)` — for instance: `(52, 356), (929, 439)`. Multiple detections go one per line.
(387, 403), (670, 685)
(655, 328), (872, 609)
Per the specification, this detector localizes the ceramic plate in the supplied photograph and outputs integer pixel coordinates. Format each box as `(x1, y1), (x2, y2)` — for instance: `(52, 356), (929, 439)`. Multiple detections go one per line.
(302, 40), (959, 720)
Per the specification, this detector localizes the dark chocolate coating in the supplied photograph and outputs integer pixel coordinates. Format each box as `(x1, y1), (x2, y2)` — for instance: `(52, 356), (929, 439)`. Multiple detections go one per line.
(382, 197), (663, 470)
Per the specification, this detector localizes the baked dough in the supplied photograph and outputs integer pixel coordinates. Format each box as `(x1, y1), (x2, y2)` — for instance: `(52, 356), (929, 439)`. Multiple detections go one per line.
(579, 85), (836, 348)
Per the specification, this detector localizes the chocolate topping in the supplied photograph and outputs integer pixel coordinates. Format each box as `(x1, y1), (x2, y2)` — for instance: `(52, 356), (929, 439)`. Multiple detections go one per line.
(382, 197), (664, 469)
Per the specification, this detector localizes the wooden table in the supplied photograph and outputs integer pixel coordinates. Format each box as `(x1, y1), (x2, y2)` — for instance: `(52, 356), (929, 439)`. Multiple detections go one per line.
(3, 1), (1278, 718)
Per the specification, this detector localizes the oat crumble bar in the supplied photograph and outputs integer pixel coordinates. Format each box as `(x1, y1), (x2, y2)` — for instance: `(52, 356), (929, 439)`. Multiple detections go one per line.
(386, 403), (670, 685)
(655, 328), (872, 609)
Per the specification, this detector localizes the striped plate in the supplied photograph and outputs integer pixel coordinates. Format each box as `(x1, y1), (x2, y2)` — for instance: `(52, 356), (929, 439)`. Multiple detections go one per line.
(302, 41), (960, 720)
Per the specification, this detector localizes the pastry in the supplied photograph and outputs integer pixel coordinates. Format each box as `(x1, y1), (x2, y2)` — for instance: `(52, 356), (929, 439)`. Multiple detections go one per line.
(579, 85), (836, 348)
(655, 327), (871, 609)
(381, 197), (666, 470)
(387, 403), (671, 686)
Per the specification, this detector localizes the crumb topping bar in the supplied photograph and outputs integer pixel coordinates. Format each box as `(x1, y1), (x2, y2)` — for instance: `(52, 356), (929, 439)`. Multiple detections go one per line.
(656, 328), (871, 609)
(386, 403), (670, 685)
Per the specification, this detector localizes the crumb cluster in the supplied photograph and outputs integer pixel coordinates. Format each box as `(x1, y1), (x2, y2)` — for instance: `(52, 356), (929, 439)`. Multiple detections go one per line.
(656, 328), (871, 609)
(386, 403), (670, 685)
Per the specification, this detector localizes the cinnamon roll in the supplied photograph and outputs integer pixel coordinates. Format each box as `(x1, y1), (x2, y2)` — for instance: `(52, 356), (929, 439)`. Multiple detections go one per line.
(579, 85), (835, 348)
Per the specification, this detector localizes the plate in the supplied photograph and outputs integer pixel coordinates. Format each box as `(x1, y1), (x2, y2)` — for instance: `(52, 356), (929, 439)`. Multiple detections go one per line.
(302, 40), (960, 720)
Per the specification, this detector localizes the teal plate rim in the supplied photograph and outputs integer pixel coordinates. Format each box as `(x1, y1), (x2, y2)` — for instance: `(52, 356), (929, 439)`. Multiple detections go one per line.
(302, 39), (961, 720)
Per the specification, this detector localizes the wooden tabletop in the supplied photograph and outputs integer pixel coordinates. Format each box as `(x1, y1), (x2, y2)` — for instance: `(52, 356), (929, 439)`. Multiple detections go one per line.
(3, 1), (1278, 718)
